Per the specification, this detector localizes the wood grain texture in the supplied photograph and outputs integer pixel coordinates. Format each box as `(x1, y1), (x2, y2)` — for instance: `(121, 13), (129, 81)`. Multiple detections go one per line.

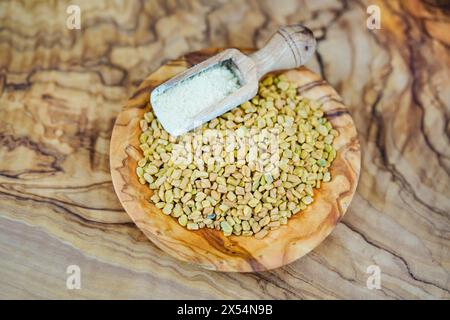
(110, 48), (361, 272)
(0, 0), (449, 298)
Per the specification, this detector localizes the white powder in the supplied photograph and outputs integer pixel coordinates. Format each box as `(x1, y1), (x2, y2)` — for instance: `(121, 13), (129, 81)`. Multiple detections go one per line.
(152, 63), (240, 136)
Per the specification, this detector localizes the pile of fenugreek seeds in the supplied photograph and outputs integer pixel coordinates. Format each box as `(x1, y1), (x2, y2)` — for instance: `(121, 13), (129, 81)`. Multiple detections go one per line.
(136, 74), (337, 239)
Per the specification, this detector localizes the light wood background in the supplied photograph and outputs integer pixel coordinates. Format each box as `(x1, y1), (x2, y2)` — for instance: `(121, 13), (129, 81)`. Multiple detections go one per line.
(0, 0), (449, 299)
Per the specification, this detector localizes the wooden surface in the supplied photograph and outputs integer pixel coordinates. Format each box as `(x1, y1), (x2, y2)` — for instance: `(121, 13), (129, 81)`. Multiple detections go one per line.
(110, 49), (360, 272)
(0, 0), (449, 298)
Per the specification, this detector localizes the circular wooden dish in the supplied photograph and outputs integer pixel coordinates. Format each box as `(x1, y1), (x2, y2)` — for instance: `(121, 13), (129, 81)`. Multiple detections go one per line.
(110, 48), (361, 272)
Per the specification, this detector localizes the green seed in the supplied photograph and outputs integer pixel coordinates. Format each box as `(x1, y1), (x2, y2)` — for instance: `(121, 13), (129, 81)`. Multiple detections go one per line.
(178, 214), (188, 226)
(146, 165), (158, 175)
(317, 125), (328, 136)
(301, 196), (313, 205)
(143, 173), (154, 183)
(317, 159), (327, 167)
(162, 203), (174, 215)
(277, 81), (289, 91)
(220, 221), (233, 234)
(136, 167), (144, 177)
(187, 222), (199, 230)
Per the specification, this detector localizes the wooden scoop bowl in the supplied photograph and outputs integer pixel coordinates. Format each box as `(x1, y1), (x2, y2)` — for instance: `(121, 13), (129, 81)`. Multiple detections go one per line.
(151, 25), (316, 136)
(110, 48), (361, 272)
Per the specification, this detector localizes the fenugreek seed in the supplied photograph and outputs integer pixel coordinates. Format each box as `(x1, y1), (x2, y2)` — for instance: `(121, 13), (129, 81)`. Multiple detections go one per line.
(140, 119), (148, 131)
(259, 216), (270, 227)
(217, 184), (228, 193)
(200, 179), (211, 188)
(227, 177), (239, 186)
(187, 222), (199, 230)
(251, 222), (261, 233)
(181, 193), (192, 203)
(302, 196), (313, 205)
(226, 216), (235, 227)
(138, 158), (147, 167)
(222, 199), (235, 208)
(190, 210), (201, 220)
(203, 218), (213, 225)
(136, 166), (144, 177)
(162, 203), (174, 215)
(150, 194), (160, 203)
(277, 81), (289, 91)
(143, 173), (154, 184)
(243, 206), (252, 216)
(201, 199), (211, 208)
(209, 172), (218, 181)
(288, 202), (296, 211)
(235, 186), (245, 195)
(211, 190), (220, 201)
(173, 204), (183, 217)
(224, 165), (236, 176)
(195, 192), (207, 202)
(265, 197), (276, 204)
(216, 176), (226, 185)
(178, 214), (188, 226)
(287, 174), (301, 184)
(154, 176), (166, 187)
(203, 207), (214, 215)
(317, 158), (327, 167)
(145, 165), (158, 175)
(255, 229), (269, 239)
(269, 188), (277, 199)
(220, 221), (233, 234)
(227, 192), (237, 202)
(328, 149), (336, 161)
(248, 198), (259, 208)
(144, 112), (154, 123)
(269, 221), (280, 228)
(165, 190), (174, 203)
(317, 125), (328, 136)
(270, 214), (280, 221)
(172, 169), (182, 180)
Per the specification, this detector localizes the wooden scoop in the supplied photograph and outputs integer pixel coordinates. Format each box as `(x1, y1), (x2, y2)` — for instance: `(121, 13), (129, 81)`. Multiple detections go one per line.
(150, 25), (316, 136)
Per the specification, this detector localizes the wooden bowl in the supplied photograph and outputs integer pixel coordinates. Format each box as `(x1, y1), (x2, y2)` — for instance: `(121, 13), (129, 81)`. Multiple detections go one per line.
(110, 48), (361, 272)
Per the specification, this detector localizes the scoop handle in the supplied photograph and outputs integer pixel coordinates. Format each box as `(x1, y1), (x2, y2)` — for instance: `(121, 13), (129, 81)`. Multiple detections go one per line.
(249, 25), (316, 79)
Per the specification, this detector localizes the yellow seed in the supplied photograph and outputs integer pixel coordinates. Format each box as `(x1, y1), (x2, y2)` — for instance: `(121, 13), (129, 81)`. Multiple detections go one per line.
(187, 222), (199, 230)
(162, 203), (174, 215)
(302, 196), (313, 205)
(146, 165), (158, 175)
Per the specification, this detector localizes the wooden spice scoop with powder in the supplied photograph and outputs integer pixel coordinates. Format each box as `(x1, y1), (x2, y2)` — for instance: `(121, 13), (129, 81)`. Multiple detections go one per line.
(151, 25), (316, 136)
